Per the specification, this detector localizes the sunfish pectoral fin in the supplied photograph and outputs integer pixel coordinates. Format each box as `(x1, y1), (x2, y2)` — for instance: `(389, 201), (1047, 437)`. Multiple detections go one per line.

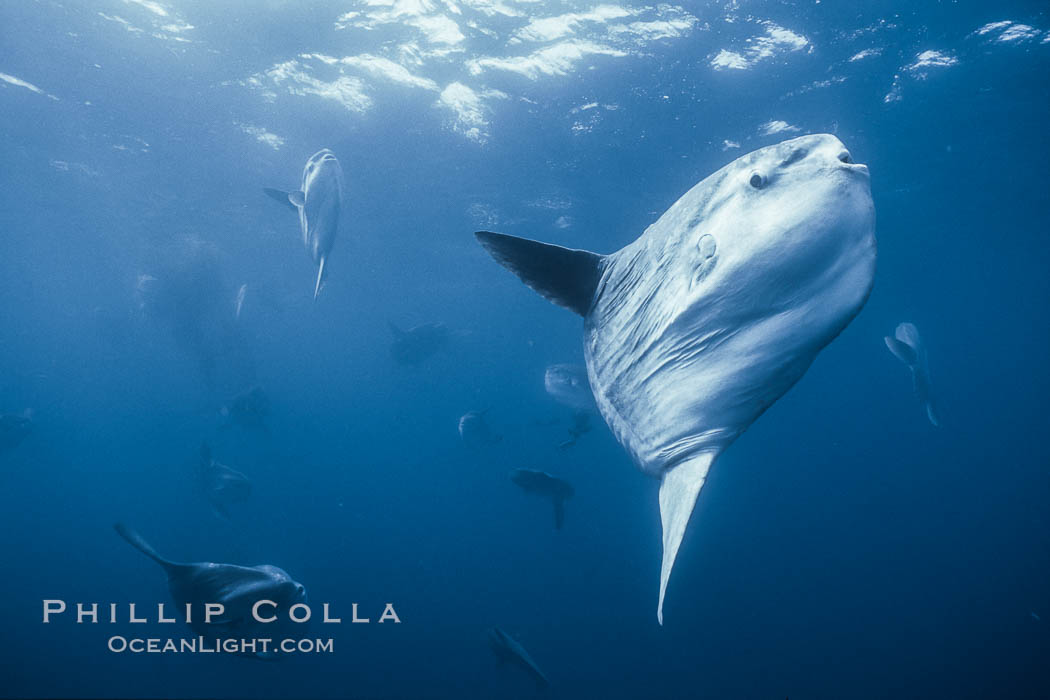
(657, 453), (715, 625)
(313, 256), (326, 300)
(288, 190), (306, 208)
(262, 188), (298, 212)
(884, 335), (917, 366)
(474, 230), (605, 317)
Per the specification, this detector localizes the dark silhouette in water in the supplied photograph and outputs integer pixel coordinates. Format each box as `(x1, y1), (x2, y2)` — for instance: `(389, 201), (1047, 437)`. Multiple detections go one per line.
(0, 410), (33, 454)
(135, 237), (255, 390)
(113, 523), (307, 659)
(458, 410), (502, 446)
(511, 469), (575, 530)
(389, 322), (449, 365)
(558, 409), (593, 449)
(220, 386), (270, 433)
(195, 443), (252, 519)
(487, 627), (550, 689)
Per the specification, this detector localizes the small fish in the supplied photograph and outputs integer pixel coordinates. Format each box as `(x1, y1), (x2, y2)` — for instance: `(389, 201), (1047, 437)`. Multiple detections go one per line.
(487, 627), (550, 688)
(220, 386), (270, 433)
(558, 409), (593, 449)
(196, 442), (252, 520)
(389, 322), (449, 365)
(543, 363), (593, 410)
(884, 322), (939, 426)
(234, 283), (247, 320)
(511, 469), (575, 530)
(113, 524), (307, 659)
(265, 148), (344, 299)
(0, 410), (33, 454)
(458, 410), (502, 446)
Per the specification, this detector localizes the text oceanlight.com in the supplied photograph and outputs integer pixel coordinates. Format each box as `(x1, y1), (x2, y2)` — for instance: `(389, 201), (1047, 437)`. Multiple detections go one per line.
(108, 636), (334, 654)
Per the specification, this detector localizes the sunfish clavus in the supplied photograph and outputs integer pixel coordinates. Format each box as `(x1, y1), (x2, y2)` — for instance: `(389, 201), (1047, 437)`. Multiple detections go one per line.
(475, 134), (877, 623)
(265, 148), (344, 299)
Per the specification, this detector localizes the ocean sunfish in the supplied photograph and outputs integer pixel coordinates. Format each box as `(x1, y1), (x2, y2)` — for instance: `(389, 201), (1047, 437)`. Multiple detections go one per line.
(0, 410), (33, 454)
(511, 469), (575, 530)
(884, 322), (939, 426)
(543, 363), (594, 410)
(475, 133), (876, 623)
(265, 148), (344, 299)
(114, 524), (307, 656)
(220, 385), (270, 433)
(558, 409), (593, 450)
(458, 410), (503, 446)
(487, 627), (550, 688)
(196, 442), (252, 519)
(389, 322), (449, 365)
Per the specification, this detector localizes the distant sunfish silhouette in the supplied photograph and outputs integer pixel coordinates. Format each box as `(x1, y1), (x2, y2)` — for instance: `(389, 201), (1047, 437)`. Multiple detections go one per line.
(0, 410), (33, 455)
(884, 322), (939, 426)
(458, 410), (502, 446)
(114, 524), (307, 658)
(388, 322), (449, 365)
(487, 627), (550, 688)
(543, 363), (594, 410)
(265, 148), (344, 299)
(196, 442), (252, 519)
(511, 468), (574, 530)
(476, 134), (876, 623)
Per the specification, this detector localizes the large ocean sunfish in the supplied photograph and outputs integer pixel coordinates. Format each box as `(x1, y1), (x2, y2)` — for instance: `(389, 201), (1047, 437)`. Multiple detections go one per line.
(475, 134), (877, 623)
(265, 148), (344, 299)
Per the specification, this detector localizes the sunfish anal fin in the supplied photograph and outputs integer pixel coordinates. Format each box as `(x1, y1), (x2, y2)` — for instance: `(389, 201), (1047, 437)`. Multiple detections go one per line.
(474, 230), (605, 317)
(313, 256), (326, 300)
(657, 453), (715, 625)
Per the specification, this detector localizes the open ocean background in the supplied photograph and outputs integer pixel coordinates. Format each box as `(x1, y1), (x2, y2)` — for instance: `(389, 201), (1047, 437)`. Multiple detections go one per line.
(1, 1), (1048, 698)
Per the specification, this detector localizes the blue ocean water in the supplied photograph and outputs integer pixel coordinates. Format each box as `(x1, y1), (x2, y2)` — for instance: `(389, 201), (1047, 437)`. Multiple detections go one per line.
(1, 1), (1049, 698)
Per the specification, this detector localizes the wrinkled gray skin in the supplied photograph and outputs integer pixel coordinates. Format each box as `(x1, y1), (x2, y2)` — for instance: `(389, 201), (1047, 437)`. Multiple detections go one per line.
(476, 134), (876, 623)
(114, 524), (307, 658)
(196, 443), (252, 519)
(487, 627), (550, 688)
(265, 148), (344, 299)
(0, 412), (33, 454)
(884, 322), (939, 426)
(389, 322), (449, 365)
(511, 469), (575, 530)
(458, 410), (502, 446)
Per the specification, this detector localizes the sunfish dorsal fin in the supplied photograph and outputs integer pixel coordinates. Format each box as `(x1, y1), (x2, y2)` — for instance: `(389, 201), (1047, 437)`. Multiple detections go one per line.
(884, 336), (917, 366)
(657, 453), (715, 625)
(114, 523), (179, 572)
(475, 231), (605, 317)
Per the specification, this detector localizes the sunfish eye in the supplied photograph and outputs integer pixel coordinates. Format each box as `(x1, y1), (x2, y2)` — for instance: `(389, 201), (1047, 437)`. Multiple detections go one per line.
(838, 150), (852, 164)
(749, 171), (765, 189)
